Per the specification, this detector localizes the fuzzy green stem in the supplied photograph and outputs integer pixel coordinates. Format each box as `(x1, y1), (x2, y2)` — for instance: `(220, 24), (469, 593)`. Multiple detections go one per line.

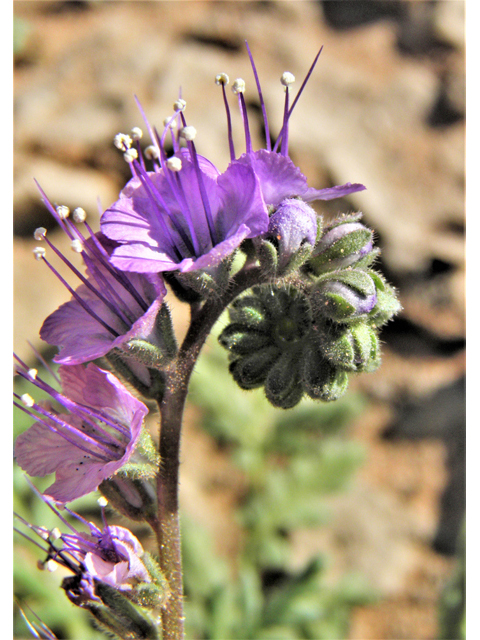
(153, 265), (264, 639)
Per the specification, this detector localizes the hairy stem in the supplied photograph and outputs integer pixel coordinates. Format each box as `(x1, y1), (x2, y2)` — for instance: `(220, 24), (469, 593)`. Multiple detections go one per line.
(153, 264), (264, 639)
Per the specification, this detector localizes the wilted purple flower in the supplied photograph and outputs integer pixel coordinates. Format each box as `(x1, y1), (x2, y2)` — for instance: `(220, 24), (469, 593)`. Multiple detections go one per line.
(100, 108), (269, 274)
(15, 492), (150, 604)
(14, 358), (148, 504)
(32, 189), (166, 369)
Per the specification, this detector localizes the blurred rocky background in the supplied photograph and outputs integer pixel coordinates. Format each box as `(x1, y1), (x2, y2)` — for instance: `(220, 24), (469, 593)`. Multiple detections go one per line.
(14, 1), (465, 639)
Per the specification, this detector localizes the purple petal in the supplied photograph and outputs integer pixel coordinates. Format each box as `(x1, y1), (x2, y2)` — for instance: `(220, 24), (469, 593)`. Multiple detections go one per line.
(303, 182), (366, 202)
(14, 364), (148, 503)
(237, 150), (309, 206)
(40, 267), (165, 365)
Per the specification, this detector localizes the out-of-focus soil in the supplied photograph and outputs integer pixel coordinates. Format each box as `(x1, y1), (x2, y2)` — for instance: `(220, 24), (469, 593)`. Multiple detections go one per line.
(14, 2), (465, 639)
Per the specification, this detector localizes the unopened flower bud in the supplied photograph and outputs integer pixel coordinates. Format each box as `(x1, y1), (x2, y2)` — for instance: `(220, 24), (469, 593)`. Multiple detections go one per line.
(308, 213), (375, 275)
(313, 269), (377, 322)
(367, 270), (402, 327)
(261, 198), (319, 274)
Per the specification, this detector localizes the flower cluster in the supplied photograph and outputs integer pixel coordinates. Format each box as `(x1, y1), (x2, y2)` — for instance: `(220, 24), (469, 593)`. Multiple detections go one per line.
(219, 213), (400, 408)
(14, 44), (400, 634)
(16, 45), (376, 497)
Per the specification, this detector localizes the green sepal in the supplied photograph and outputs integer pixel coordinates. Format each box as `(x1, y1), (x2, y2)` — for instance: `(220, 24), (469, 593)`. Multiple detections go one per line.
(131, 553), (169, 609)
(324, 323), (381, 372)
(309, 227), (373, 273)
(256, 238), (279, 274)
(228, 295), (269, 328)
(264, 351), (304, 409)
(163, 270), (204, 303)
(175, 270), (217, 297)
(351, 246), (381, 270)
(367, 270), (402, 327)
(99, 475), (157, 522)
(302, 348), (349, 402)
(88, 581), (160, 640)
(281, 242), (314, 275)
(218, 324), (270, 356)
(229, 346), (280, 390)
(105, 350), (166, 401)
(122, 303), (178, 370)
(312, 269), (376, 322)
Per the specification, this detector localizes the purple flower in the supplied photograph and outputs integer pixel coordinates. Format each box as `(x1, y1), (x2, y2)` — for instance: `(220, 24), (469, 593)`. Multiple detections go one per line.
(216, 46), (366, 210)
(15, 492), (150, 601)
(99, 46), (364, 278)
(32, 189), (166, 368)
(100, 118), (269, 274)
(14, 359), (148, 504)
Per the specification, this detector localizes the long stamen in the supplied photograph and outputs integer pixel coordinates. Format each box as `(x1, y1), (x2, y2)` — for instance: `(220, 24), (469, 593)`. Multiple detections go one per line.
(14, 397), (119, 462)
(245, 42), (272, 152)
(215, 73), (236, 160)
(280, 72), (295, 157)
(33, 250), (120, 338)
(232, 79), (252, 154)
(37, 231), (133, 328)
(33, 180), (75, 240)
(179, 113), (219, 247)
(70, 220), (150, 314)
(14, 388), (124, 453)
(130, 158), (196, 257)
(14, 360), (130, 438)
(273, 46), (323, 153)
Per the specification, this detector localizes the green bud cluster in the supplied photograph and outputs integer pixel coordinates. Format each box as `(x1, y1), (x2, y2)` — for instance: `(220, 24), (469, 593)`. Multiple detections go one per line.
(219, 213), (401, 408)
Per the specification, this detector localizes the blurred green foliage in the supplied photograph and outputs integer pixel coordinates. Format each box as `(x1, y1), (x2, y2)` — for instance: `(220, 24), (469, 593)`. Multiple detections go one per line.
(14, 335), (376, 639)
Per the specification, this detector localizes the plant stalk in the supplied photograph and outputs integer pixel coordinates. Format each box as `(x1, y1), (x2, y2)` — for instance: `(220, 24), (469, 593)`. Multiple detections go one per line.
(153, 264), (265, 639)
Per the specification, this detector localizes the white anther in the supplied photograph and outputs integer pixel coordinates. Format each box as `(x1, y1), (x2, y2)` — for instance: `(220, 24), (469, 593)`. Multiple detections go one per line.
(232, 78), (246, 94)
(34, 227), (47, 241)
(114, 133), (132, 150)
(281, 72), (295, 87)
(130, 126), (143, 141)
(37, 527), (50, 540)
(215, 73), (229, 86)
(145, 145), (160, 160)
(72, 207), (87, 223)
(180, 126), (197, 141)
(71, 239), (83, 253)
(163, 118), (177, 130)
(49, 527), (62, 541)
(45, 559), (58, 573)
(20, 393), (35, 408)
(166, 156), (182, 172)
(56, 205), (70, 220)
(33, 247), (46, 261)
(173, 99), (186, 112)
(123, 148), (138, 163)
(27, 368), (38, 380)
(97, 496), (108, 507)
